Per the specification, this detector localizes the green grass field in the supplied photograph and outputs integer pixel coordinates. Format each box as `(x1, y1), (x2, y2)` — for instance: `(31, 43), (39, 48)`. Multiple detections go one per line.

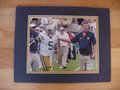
(38, 53), (96, 72)
(53, 53), (80, 71)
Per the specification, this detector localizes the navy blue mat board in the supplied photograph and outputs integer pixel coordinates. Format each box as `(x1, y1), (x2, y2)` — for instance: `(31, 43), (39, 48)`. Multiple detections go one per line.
(14, 7), (111, 83)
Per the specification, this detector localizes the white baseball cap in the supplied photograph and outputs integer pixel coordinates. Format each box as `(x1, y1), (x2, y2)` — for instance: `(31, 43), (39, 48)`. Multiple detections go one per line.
(30, 23), (36, 27)
(60, 27), (65, 31)
(35, 27), (40, 30)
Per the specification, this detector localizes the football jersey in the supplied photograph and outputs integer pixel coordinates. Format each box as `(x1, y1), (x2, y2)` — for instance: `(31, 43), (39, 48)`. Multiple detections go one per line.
(38, 33), (57, 56)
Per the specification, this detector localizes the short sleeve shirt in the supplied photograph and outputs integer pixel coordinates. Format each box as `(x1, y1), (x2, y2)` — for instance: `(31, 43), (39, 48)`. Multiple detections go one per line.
(71, 31), (96, 55)
(58, 32), (70, 47)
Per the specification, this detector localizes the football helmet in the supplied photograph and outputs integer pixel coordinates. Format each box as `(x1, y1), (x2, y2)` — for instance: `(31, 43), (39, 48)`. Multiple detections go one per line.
(46, 25), (56, 36)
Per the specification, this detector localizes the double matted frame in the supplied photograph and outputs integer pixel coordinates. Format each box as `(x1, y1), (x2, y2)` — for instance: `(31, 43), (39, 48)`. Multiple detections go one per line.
(14, 7), (111, 83)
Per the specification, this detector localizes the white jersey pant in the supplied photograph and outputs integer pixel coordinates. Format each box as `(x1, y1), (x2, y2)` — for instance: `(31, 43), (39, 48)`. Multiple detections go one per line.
(39, 54), (54, 71)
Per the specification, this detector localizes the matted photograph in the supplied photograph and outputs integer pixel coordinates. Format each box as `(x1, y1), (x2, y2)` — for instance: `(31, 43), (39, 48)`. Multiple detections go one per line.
(27, 15), (99, 74)
(14, 7), (110, 82)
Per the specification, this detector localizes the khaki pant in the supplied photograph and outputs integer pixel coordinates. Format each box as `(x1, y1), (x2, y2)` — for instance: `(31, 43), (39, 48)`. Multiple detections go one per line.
(80, 54), (95, 71)
(59, 46), (69, 67)
(30, 53), (41, 71)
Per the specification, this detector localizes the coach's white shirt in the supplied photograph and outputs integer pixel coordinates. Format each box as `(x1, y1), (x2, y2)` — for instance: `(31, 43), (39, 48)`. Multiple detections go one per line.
(58, 32), (70, 47)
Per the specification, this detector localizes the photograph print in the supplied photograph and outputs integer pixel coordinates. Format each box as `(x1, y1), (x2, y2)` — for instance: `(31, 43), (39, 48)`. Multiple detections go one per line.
(27, 15), (99, 74)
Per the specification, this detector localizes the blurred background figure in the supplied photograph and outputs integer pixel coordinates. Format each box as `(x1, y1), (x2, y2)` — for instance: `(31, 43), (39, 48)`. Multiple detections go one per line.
(30, 18), (39, 27)
(67, 26), (76, 62)
(57, 27), (70, 69)
(29, 25), (42, 72)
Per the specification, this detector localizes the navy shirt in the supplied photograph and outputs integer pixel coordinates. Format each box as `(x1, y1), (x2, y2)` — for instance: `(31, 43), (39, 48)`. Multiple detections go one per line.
(30, 31), (39, 52)
(30, 31), (39, 38)
(71, 31), (96, 55)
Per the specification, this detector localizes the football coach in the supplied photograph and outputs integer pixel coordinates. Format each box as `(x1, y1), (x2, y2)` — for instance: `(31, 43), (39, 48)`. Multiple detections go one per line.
(71, 21), (96, 71)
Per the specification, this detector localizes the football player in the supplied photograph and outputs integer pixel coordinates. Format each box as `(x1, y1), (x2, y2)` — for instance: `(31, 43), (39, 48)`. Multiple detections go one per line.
(37, 25), (58, 71)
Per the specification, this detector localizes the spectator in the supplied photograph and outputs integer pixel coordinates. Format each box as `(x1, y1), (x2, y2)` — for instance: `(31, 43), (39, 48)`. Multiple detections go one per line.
(58, 27), (70, 69)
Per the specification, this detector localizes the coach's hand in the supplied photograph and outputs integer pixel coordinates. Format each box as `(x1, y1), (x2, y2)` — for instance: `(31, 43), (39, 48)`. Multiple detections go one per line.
(90, 52), (96, 59)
